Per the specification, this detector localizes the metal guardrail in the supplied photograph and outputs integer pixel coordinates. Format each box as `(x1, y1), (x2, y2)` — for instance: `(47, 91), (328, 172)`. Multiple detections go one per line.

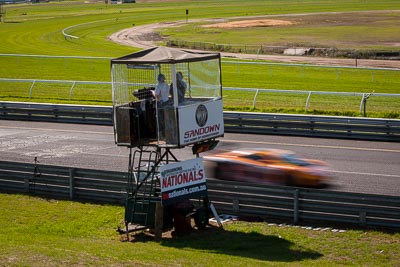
(0, 160), (399, 229)
(0, 161), (127, 203)
(224, 111), (400, 142)
(0, 102), (112, 125)
(1, 102), (399, 141)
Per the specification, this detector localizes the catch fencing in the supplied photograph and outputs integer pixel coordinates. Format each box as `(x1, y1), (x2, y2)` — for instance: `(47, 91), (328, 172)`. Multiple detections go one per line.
(1, 76), (399, 115)
(0, 160), (399, 229)
(1, 102), (399, 141)
(1, 53), (399, 115)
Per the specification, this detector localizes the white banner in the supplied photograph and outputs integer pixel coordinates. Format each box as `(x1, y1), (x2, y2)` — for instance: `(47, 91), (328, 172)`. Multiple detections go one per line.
(178, 99), (224, 146)
(159, 158), (207, 205)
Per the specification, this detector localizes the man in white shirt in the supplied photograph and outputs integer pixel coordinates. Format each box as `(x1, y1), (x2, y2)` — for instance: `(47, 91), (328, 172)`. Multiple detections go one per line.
(155, 73), (170, 105)
(153, 73), (170, 139)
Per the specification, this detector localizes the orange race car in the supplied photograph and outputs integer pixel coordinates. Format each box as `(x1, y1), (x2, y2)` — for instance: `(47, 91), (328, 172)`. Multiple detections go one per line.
(204, 148), (332, 188)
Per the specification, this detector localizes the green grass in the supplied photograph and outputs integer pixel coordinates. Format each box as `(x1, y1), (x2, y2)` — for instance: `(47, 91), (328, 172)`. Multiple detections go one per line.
(0, 193), (399, 266)
(2, 56), (399, 94)
(222, 63), (400, 93)
(2, 0), (400, 56)
(0, 0), (399, 118)
(1, 56), (398, 117)
(0, 0), (244, 56)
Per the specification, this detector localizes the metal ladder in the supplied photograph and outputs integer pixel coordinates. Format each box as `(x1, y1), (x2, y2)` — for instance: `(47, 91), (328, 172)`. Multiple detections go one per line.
(124, 146), (179, 235)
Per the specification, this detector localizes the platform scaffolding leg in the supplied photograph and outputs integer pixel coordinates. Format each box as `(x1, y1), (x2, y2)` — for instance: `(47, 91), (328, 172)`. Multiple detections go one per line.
(155, 202), (163, 241)
(125, 221), (130, 242)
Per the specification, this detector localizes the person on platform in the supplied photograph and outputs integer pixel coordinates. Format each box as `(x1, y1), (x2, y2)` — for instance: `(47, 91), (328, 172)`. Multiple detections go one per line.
(170, 71), (187, 104)
(154, 73), (170, 106)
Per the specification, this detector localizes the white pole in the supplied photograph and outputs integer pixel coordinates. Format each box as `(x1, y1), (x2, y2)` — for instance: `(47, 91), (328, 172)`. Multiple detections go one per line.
(171, 65), (178, 107)
(252, 89), (259, 109)
(69, 81), (76, 99)
(359, 93), (365, 113)
(29, 80), (36, 98)
(305, 91), (312, 111)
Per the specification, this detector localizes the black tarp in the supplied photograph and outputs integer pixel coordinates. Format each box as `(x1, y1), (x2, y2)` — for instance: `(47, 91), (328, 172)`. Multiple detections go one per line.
(111, 46), (220, 64)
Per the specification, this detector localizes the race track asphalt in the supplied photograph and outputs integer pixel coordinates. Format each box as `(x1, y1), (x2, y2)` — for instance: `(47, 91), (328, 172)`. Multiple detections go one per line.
(1, 120), (399, 196)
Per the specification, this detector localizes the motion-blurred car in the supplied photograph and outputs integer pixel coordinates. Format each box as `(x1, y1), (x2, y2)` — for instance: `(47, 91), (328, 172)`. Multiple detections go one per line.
(204, 149), (331, 188)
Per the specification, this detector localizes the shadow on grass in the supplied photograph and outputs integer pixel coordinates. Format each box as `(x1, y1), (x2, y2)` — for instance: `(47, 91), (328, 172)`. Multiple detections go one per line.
(134, 227), (322, 262)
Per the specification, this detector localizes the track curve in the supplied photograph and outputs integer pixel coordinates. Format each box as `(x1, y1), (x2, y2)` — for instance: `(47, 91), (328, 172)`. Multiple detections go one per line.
(108, 13), (400, 69)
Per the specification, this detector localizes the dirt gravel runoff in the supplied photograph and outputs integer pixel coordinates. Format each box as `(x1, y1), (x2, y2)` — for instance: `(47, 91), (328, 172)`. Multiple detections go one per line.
(202, 19), (295, 28)
(108, 15), (400, 69)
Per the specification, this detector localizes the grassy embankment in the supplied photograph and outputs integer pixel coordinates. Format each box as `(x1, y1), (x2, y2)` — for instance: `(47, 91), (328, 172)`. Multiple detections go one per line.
(0, 0), (399, 117)
(0, 193), (399, 266)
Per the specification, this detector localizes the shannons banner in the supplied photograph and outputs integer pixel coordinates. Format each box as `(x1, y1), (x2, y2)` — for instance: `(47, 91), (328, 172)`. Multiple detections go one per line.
(159, 158), (208, 205)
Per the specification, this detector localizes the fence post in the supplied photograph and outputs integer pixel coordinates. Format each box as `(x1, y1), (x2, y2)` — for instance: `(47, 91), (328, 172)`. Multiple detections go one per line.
(24, 178), (30, 193)
(69, 81), (76, 99)
(363, 97), (367, 117)
(359, 211), (367, 227)
(252, 89), (259, 109)
(233, 198), (239, 212)
(360, 91), (374, 117)
(29, 80), (36, 98)
(293, 189), (299, 225)
(69, 168), (75, 200)
(359, 94), (365, 113)
(305, 91), (312, 111)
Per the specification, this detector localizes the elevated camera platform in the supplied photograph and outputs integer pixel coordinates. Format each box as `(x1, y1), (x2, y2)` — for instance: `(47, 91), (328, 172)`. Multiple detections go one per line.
(111, 47), (225, 239)
(111, 46), (224, 148)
